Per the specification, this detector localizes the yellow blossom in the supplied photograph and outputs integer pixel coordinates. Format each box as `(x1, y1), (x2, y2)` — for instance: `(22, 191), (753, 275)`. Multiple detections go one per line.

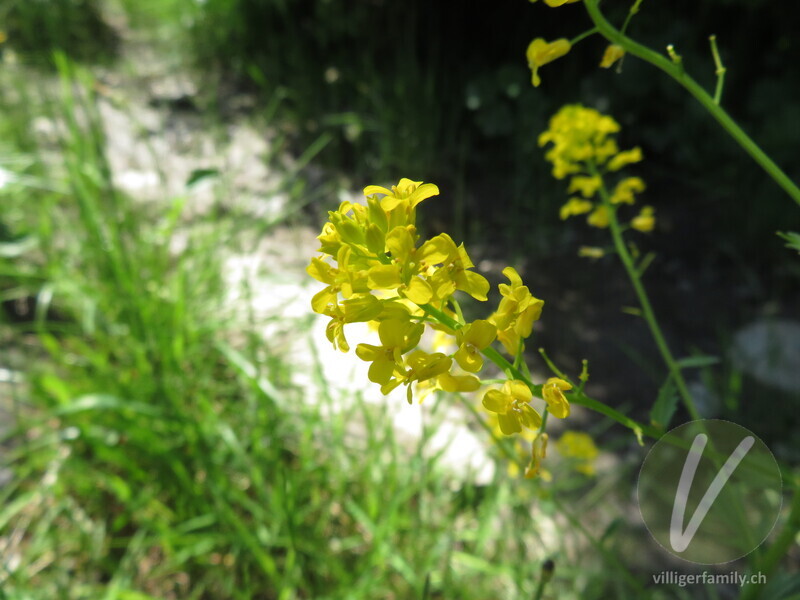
(321, 295), (383, 352)
(557, 431), (599, 475)
(483, 380), (542, 435)
(415, 367), (482, 403)
(587, 205), (610, 228)
(567, 175), (602, 198)
(489, 267), (544, 355)
(578, 246), (605, 259)
(610, 176), (646, 204)
(544, 0), (581, 5)
(526, 38), (571, 88)
(607, 147), (643, 171)
(524, 433), (549, 479)
(559, 197), (594, 220)
(382, 350), (452, 404)
(631, 206), (656, 232)
(599, 44), (625, 69)
(355, 319), (424, 385)
(364, 178), (439, 212)
(426, 234), (490, 301)
(454, 319), (497, 372)
(541, 377), (572, 418)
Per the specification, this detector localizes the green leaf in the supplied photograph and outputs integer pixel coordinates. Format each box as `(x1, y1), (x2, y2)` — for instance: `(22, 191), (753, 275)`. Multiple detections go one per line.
(778, 231), (800, 254)
(650, 376), (678, 430)
(185, 168), (219, 188)
(0, 235), (38, 257)
(676, 355), (719, 369)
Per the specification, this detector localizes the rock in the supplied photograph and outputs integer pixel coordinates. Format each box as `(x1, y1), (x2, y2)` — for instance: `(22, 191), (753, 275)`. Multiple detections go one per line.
(731, 319), (800, 394)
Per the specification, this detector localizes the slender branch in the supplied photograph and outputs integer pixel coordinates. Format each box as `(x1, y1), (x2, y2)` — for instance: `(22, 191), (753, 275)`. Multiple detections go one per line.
(708, 34), (726, 105)
(588, 162), (702, 422)
(582, 0), (800, 208)
(569, 27), (599, 46)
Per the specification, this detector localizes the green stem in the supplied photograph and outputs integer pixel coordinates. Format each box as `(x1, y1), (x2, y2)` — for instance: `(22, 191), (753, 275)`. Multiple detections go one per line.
(619, 0), (644, 35)
(589, 163), (701, 421)
(532, 560), (552, 600)
(583, 0), (800, 208)
(708, 34), (726, 105)
(569, 27), (599, 46)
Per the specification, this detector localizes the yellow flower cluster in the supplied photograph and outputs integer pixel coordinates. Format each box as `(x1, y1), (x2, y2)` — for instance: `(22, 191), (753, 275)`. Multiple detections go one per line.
(539, 104), (655, 233)
(308, 179), (553, 414)
(556, 431), (599, 475)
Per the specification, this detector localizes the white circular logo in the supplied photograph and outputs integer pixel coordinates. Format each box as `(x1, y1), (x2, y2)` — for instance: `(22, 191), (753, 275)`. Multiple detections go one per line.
(638, 420), (782, 564)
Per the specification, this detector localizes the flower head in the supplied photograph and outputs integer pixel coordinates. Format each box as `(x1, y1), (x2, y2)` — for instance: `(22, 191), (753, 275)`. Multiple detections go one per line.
(489, 267), (544, 355)
(631, 206), (655, 232)
(482, 380), (542, 435)
(526, 38), (571, 88)
(542, 377), (572, 418)
(454, 319), (497, 372)
(524, 432), (549, 479)
(599, 44), (625, 69)
(539, 104), (620, 178)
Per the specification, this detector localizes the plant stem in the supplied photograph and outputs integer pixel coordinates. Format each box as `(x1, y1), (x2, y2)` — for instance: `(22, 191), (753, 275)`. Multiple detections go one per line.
(589, 163), (702, 421)
(569, 27), (599, 46)
(583, 0), (800, 208)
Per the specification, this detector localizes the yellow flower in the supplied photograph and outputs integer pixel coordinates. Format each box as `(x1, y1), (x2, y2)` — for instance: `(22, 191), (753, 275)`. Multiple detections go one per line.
(482, 380), (542, 435)
(454, 319), (497, 372)
(557, 431), (599, 475)
(559, 197), (594, 220)
(308, 246), (371, 313)
(356, 319), (424, 385)
(587, 205), (610, 228)
(541, 377), (571, 418)
(524, 432), (549, 479)
(526, 38), (571, 88)
(607, 147), (643, 171)
(544, 0), (581, 5)
(578, 246), (605, 259)
(599, 44), (625, 69)
(489, 267), (544, 355)
(631, 206), (655, 232)
(321, 295), (383, 352)
(426, 233), (490, 301)
(609, 176), (646, 204)
(364, 178), (439, 212)
(567, 175), (602, 198)
(382, 350), (452, 404)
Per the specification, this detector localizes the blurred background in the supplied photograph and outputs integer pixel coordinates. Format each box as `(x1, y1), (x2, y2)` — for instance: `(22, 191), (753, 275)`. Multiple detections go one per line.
(0, 0), (798, 598)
